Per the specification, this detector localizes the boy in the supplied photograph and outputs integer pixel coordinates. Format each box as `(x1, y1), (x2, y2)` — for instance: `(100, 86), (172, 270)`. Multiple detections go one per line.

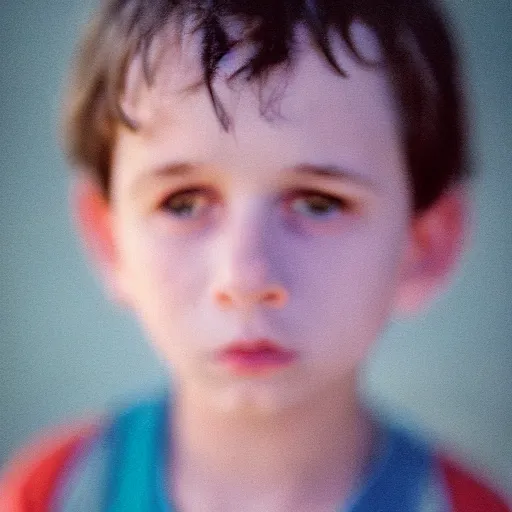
(0, 0), (509, 510)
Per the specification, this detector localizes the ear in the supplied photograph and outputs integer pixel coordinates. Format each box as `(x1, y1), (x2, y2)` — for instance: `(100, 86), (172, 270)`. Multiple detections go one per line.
(70, 176), (129, 305)
(393, 185), (471, 316)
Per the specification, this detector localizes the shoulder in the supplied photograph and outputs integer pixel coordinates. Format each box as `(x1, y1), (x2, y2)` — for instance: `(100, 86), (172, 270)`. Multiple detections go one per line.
(435, 454), (510, 512)
(0, 421), (100, 511)
(376, 422), (510, 512)
(0, 393), (169, 511)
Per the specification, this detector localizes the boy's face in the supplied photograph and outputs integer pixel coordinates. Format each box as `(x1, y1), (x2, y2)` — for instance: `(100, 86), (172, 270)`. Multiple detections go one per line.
(80, 25), (448, 413)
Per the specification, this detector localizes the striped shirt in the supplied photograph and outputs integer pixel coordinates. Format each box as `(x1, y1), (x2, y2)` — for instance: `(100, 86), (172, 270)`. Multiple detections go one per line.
(1, 394), (509, 511)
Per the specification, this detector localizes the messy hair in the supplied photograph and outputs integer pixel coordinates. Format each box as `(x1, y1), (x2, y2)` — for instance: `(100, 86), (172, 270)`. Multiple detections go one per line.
(63, 0), (468, 213)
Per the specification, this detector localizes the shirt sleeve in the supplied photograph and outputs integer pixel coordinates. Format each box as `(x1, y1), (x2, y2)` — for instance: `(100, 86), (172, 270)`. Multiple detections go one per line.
(0, 422), (99, 512)
(438, 456), (511, 512)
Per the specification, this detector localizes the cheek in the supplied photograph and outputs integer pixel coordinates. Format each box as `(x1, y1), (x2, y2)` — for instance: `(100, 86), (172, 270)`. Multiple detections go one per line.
(118, 229), (207, 333)
(292, 221), (407, 354)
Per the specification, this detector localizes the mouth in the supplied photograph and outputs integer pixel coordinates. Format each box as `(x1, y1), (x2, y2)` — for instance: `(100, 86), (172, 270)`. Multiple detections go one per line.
(215, 339), (297, 376)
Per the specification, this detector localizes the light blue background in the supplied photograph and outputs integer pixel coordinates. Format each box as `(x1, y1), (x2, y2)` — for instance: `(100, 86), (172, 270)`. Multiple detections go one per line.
(1, 0), (510, 497)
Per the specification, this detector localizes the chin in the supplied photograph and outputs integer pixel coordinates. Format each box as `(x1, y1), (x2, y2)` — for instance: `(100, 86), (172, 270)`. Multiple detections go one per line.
(208, 380), (307, 417)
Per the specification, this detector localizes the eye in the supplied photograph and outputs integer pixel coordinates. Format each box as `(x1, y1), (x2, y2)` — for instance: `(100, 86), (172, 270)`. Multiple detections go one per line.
(160, 188), (212, 218)
(289, 190), (352, 218)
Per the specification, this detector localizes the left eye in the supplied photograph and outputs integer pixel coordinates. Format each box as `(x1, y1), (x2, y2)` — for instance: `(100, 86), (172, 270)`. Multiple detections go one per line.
(160, 188), (210, 218)
(290, 191), (349, 218)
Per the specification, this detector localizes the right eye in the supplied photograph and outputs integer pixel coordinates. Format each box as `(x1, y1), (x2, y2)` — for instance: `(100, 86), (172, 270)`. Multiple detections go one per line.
(160, 188), (212, 219)
(290, 191), (347, 218)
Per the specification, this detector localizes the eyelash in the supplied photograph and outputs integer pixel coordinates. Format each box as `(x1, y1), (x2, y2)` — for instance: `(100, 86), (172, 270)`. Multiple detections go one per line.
(159, 187), (214, 218)
(158, 187), (354, 221)
(287, 189), (354, 218)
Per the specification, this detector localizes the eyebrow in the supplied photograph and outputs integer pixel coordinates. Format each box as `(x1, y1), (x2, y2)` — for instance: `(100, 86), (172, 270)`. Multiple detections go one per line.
(131, 161), (375, 197)
(131, 162), (195, 198)
(292, 163), (376, 190)
(149, 161), (195, 178)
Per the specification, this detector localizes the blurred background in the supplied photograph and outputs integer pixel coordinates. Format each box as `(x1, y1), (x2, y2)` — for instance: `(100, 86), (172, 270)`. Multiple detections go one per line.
(1, 0), (511, 498)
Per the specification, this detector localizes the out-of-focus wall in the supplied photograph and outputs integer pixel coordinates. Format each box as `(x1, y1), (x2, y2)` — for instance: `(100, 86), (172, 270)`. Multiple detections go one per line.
(0, 0), (510, 497)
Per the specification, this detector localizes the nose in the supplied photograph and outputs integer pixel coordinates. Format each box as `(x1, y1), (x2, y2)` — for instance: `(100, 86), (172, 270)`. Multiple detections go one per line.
(211, 207), (289, 311)
(214, 283), (288, 310)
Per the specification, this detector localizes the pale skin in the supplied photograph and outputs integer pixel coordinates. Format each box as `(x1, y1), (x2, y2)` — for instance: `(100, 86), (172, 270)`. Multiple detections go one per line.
(74, 22), (468, 512)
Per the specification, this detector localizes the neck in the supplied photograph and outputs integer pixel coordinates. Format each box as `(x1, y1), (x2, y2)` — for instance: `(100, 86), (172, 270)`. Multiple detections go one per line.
(168, 376), (378, 512)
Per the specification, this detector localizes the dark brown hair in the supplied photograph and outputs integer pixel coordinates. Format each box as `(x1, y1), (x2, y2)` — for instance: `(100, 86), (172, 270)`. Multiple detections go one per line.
(63, 0), (469, 213)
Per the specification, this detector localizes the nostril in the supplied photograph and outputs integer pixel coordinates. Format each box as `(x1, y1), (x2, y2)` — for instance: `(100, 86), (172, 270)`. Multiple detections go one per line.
(263, 287), (288, 308)
(213, 286), (288, 309)
(215, 291), (233, 308)
(264, 291), (278, 302)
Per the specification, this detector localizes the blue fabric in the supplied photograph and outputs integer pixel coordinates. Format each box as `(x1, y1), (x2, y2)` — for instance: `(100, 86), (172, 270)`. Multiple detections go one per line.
(105, 394), (171, 511)
(98, 394), (432, 512)
(347, 426), (432, 511)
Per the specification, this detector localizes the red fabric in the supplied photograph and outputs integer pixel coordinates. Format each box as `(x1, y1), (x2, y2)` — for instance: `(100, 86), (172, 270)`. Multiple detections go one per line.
(2, 425), (510, 512)
(0, 424), (96, 512)
(440, 457), (510, 512)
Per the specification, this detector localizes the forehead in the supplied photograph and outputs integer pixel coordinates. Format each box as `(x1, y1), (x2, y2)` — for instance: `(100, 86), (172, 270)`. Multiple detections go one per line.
(121, 19), (391, 126)
(115, 20), (404, 189)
